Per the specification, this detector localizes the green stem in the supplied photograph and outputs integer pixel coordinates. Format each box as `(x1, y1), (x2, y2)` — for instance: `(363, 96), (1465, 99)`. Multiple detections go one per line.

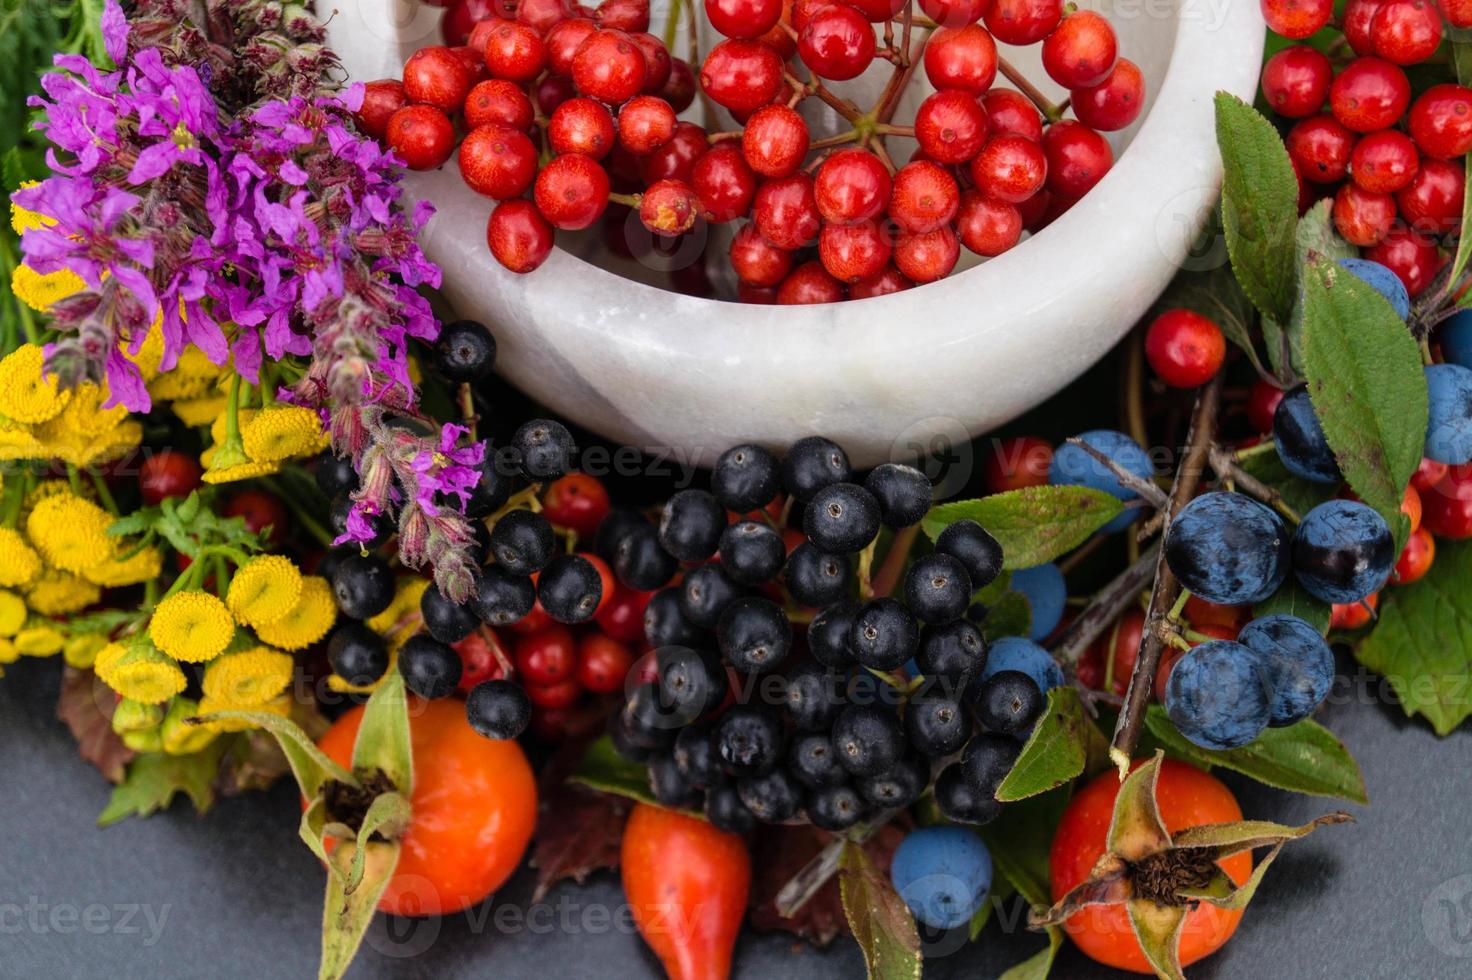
(90, 470), (119, 515)
(1233, 440), (1278, 462)
(662, 0), (683, 52)
(261, 475), (334, 547)
(1166, 588), (1191, 623)
(65, 463), (84, 496)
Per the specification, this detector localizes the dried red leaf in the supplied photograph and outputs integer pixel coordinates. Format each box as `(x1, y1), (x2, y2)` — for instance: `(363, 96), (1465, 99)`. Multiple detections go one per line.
(748, 822), (907, 947)
(56, 667), (135, 784)
(530, 783), (632, 902)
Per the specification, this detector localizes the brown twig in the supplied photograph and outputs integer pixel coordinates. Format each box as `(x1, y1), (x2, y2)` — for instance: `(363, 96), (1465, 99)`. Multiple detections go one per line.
(871, 525), (919, 598)
(1109, 373), (1224, 775)
(1065, 437), (1171, 510)
(1050, 543), (1160, 670)
(1206, 445), (1301, 523)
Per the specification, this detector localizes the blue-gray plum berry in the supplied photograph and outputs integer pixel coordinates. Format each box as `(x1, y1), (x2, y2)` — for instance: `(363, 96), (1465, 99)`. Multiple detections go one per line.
(1010, 563), (1066, 640)
(1047, 429), (1155, 533)
(891, 827), (993, 929)
(1424, 363), (1472, 466)
(1164, 491), (1290, 605)
(979, 636), (1063, 692)
(1292, 499), (1395, 605)
(1237, 614), (1335, 727)
(1164, 640), (1271, 750)
(1338, 257), (1411, 320)
(1273, 386), (1342, 484)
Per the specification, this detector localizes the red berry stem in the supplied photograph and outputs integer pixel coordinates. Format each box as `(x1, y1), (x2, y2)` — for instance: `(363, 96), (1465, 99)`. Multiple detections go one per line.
(608, 191), (642, 207)
(998, 54), (1065, 123)
(808, 129), (862, 150)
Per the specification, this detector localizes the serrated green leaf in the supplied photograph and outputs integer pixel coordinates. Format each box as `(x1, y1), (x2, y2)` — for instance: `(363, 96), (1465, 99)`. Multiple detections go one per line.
(997, 926), (1063, 980)
(1300, 254), (1427, 555)
(1252, 577), (1331, 635)
(1216, 92), (1299, 325)
(568, 734), (662, 807)
(996, 687), (1104, 802)
(839, 842), (922, 980)
(923, 486), (1124, 570)
(982, 590), (1033, 642)
(1144, 707), (1368, 803)
(1263, 199), (1358, 380)
(97, 741), (228, 827)
(1355, 539), (1472, 735)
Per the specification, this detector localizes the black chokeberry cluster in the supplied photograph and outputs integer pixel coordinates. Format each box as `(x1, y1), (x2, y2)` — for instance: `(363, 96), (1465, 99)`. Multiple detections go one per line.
(603, 437), (1038, 834)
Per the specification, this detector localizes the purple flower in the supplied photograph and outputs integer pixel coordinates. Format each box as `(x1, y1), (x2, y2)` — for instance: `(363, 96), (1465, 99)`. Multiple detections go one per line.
(101, 0), (129, 65)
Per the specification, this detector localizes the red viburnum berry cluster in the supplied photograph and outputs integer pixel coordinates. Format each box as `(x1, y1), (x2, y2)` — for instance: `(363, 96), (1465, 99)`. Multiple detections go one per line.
(358, 0), (1144, 303)
(1261, 0), (1472, 297)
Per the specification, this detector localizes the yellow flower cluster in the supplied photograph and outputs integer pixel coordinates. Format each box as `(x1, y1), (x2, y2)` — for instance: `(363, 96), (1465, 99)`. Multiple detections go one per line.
(0, 346), (141, 467)
(254, 575), (336, 650)
(149, 590), (235, 663)
(8, 189), (86, 314)
(226, 554), (303, 627)
(200, 404), (327, 486)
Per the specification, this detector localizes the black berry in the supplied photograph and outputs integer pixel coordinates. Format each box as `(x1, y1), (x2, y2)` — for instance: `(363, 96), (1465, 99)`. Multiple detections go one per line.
(803, 482), (881, 554)
(864, 463), (932, 528)
(657, 646), (728, 720)
(916, 620), (987, 680)
(903, 553), (973, 624)
(673, 723), (721, 789)
(615, 521), (679, 591)
(621, 682), (683, 748)
(712, 443), (780, 512)
(849, 598), (919, 671)
(397, 634), (463, 699)
(331, 553), (395, 620)
(537, 554), (603, 624)
(808, 783), (866, 831)
(648, 751), (702, 809)
(781, 436), (852, 503)
(513, 418), (575, 481)
(971, 669), (1044, 735)
(782, 662), (843, 731)
(718, 520), (787, 585)
(935, 520), (1004, 590)
(716, 704), (785, 776)
(960, 733), (1021, 798)
(328, 622), (388, 686)
(830, 704), (905, 777)
(858, 752), (928, 809)
(789, 732), (847, 788)
(432, 319), (497, 382)
(314, 452), (357, 498)
(905, 693), (972, 757)
(680, 563), (745, 629)
(420, 581), (479, 643)
(594, 508), (649, 563)
(704, 782), (757, 833)
(717, 596), (793, 673)
(784, 542), (853, 607)
(738, 768), (802, 822)
(466, 679), (531, 740)
(659, 489), (726, 562)
(490, 509), (556, 575)
(463, 451), (515, 518)
(935, 762), (1002, 825)
(471, 565), (536, 626)
(808, 600), (859, 668)
(644, 587), (707, 648)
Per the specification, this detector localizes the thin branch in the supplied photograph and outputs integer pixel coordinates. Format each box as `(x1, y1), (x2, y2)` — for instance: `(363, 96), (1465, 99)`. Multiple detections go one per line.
(1065, 437), (1171, 510)
(1109, 373), (1224, 775)
(1207, 445), (1301, 523)
(1050, 543), (1160, 669)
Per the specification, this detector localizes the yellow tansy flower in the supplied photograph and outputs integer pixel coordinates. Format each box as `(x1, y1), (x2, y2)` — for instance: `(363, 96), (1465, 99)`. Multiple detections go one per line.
(111, 698), (163, 734)
(210, 408), (258, 445)
(10, 184), (50, 234)
(23, 568), (100, 616)
(0, 345), (71, 424)
(93, 640), (126, 677)
(198, 690), (292, 733)
(63, 632), (106, 670)
(253, 575), (337, 651)
(26, 493), (115, 574)
(199, 458), (282, 484)
(160, 697), (218, 755)
(172, 395), (227, 428)
(125, 321), (166, 382)
(14, 625), (63, 657)
(149, 590), (234, 663)
(226, 554), (302, 627)
(0, 529), (42, 588)
(0, 637), (17, 665)
(203, 646), (294, 705)
(99, 639), (188, 704)
(11, 263), (86, 313)
(83, 545), (164, 588)
(147, 346), (221, 401)
(241, 406), (327, 463)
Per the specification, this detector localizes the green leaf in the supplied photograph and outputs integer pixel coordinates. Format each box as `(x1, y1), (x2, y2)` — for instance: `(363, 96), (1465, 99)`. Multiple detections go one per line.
(299, 797), (336, 872)
(996, 687), (1105, 801)
(979, 789), (1070, 907)
(839, 842), (923, 980)
(969, 876), (1013, 941)
(1252, 577), (1331, 635)
(1300, 254), (1427, 554)
(97, 742), (228, 827)
(320, 841), (400, 980)
(343, 792), (412, 895)
(569, 734), (662, 807)
(1215, 92), (1300, 325)
(997, 926), (1063, 980)
(1263, 199), (1358, 380)
(1144, 707), (1368, 803)
(351, 671), (413, 795)
(982, 589), (1033, 642)
(923, 486), (1125, 570)
(1127, 899), (1188, 980)
(973, 569), (1013, 606)
(195, 707), (352, 799)
(1355, 539), (1472, 735)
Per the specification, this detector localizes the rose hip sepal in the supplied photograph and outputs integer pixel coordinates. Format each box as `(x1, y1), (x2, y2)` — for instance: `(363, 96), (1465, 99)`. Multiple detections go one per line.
(1031, 753), (1350, 979)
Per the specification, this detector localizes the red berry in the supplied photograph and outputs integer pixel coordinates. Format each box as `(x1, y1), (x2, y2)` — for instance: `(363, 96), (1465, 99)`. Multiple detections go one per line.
(598, 0), (652, 31)
(969, 134), (1047, 204)
(576, 632), (637, 692)
(662, 57), (698, 112)
(1041, 120), (1113, 197)
(1330, 592), (1378, 630)
(535, 73), (577, 114)
(594, 584), (652, 644)
(1344, 0), (1382, 52)
(730, 221), (794, 286)
(924, 25), (998, 94)
(546, 17), (599, 74)
(1443, 0), (1472, 27)
(889, 159), (960, 232)
(1018, 187), (1052, 228)
(139, 450), (202, 505)
(1396, 157), (1465, 236)
(488, 199), (556, 273)
(919, 0), (989, 27)
(1370, 0), (1442, 65)
(1349, 128), (1419, 193)
(640, 121), (709, 184)
(850, 265), (914, 298)
(1260, 0), (1333, 38)
(443, 0), (504, 44)
(1409, 84), (1472, 160)
(223, 490), (288, 546)
(356, 80), (408, 141)
(460, 124), (539, 199)
(385, 104), (456, 170)
(701, 39), (783, 114)
(955, 190), (1022, 256)
(549, 97), (616, 157)
(982, 88), (1044, 141)
(1246, 380), (1286, 433)
(742, 104), (810, 177)
(814, 148), (892, 223)
(1144, 309), (1226, 388)
(402, 46), (472, 111)
(1413, 457), (1450, 494)
(1041, 11), (1117, 89)
(706, 0), (784, 38)
(983, 0), (1062, 44)
(983, 435), (1052, 493)
(525, 678), (582, 710)
(691, 144), (758, 221)
(639, 179), (702, 235)
(484, 21), (547, 82)
(541, 473), (611, 538)
(515, 624), (577, 685)
(1071, 58), (1145, 132)
(1333, 182), (1396, 246)
(1364, 224), (1444, 297)
(618, 94), (677, 154)
(847, 0), (906, 20)
(893, 225), (960, 283)
(535, 153), (612, 229)
(753, 173), (822, 249)
(465, 79), (534, 131)
(915, 89), (990, 164)
(1286, 113), (1355, 183)
(798, 4), (877, 81)
(573, 29), (647, 103)
(818, 220), (893, 282)
(777, 260), (846, 303)
(1392, 526), (1435, 584)
(631, 32), (674, 92)
(1423, 465), (1472, 538)
(517, 0), (577, 32)
(1260, 45), (1332, 118)
(1329, 57), (1410, 132)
